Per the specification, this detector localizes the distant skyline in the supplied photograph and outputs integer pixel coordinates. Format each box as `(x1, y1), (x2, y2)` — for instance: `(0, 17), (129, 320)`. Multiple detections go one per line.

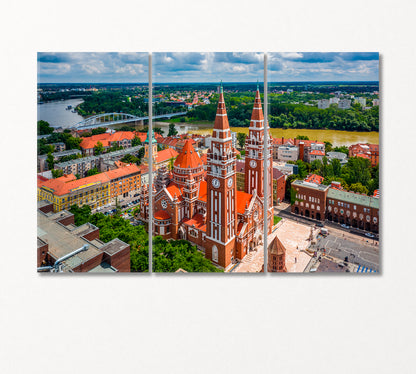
(37, 52), (379, 83)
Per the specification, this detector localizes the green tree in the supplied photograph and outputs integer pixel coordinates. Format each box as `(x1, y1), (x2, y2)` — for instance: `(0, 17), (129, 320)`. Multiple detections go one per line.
(349, 182), (369, 195)
(37, 120), (54, 135)
(168, 157), (175, 171)
(168, 123), (178, 136)
(46, 152), (54, 169)
(121, 154), (139, 164)
(341, 157), (372, 187)
(94, 141), (105, 155)
(319, 156), (329, 178)
(324, 141), (333, 153)
(330, 158), (342, 177)
(132, 135), (141, 147)
(51, 169), (63, 178)
(86, 167), (99, 176)
(310, 159), (322, 172)
(295, 160), (308, 179)
(91, 127), (107, 135)
(296, 135), (309, 140)
(334, 145), (349, 155)
(69, 204), (92, 226)
(237, 133), (247, 149)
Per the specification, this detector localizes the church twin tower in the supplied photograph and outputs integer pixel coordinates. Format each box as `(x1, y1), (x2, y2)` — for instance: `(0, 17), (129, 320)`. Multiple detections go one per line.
(205, 86), (273, 267)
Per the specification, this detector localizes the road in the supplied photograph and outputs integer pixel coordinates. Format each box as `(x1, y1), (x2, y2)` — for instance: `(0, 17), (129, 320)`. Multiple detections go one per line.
(274, 204), (380, 272)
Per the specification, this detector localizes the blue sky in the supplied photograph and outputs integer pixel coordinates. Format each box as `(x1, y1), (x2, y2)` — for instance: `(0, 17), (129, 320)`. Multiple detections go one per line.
(37, 52), (379, 83)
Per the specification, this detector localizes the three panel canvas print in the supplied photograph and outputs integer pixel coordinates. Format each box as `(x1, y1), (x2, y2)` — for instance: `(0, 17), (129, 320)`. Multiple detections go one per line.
(37, 52), (380, 273)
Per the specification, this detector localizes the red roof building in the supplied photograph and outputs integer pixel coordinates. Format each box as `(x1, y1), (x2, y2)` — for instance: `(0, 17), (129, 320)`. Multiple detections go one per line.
(349, 143), (379, 167)
(140, 87), (272, 270)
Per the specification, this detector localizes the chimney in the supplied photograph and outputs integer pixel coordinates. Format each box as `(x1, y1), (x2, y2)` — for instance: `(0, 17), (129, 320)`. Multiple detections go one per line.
(299, 142), (305, 161)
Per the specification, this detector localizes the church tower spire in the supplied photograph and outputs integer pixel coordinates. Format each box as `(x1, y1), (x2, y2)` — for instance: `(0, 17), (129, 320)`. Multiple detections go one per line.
(205, 87), (237, 269)
(245, 87), (267, 197)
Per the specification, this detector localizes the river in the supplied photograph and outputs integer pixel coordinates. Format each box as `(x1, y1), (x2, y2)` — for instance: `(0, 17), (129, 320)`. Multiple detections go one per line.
(37, 99), (85, 128)
(155, 121), (379, 147)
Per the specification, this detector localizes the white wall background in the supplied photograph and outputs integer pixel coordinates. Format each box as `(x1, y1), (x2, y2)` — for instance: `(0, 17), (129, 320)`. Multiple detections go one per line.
(1, 1), (415, 373)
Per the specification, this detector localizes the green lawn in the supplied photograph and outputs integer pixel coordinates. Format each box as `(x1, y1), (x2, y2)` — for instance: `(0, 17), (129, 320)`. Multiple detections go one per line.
(274, 216), (282, 225)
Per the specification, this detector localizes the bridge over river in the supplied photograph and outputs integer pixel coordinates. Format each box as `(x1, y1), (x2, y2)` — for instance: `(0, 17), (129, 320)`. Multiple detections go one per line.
(71, 111), (187, 130)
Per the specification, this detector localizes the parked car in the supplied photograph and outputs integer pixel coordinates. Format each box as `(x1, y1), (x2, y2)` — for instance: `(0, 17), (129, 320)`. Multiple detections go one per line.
(316, 222), (324, 227)
(365, 232), (375, 238)
(341, 224), (350, 229)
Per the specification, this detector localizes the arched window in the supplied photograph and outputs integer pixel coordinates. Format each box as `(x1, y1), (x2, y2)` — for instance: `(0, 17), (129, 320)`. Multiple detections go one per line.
(212, 245), (218, 262)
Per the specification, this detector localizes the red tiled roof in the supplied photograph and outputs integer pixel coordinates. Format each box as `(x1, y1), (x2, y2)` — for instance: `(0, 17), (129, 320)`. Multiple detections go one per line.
(105, 164), (140, 181)
(200, 153), (208, 165)
(305, 174), (324, 184)
(236, 190), (253, 214)
(166, 182), (183, 201)
(154, 210), (171, 220)
(309, 150), (325, 156)
(38, 173), (108, 196)
(183, 213), (206, 232)
(173, 139), (202, 169)
(198, 181), (207, 202)
(156, 148), (178, 164)
(237, 221), (244, 235)
(356, 153), (370, 159)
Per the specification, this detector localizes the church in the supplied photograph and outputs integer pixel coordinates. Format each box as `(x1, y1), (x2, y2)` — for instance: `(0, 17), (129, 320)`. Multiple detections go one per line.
(139, 86), (274, 269)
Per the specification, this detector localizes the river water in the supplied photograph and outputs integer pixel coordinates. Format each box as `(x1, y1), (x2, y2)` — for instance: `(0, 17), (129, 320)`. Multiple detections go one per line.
(155, 121), (379, 147)
(37, 99), (84, 128)
(38, 103), (379, 147)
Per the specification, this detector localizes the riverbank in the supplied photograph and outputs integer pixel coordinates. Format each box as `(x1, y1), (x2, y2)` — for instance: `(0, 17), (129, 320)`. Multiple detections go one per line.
(155, 121), (379, 146)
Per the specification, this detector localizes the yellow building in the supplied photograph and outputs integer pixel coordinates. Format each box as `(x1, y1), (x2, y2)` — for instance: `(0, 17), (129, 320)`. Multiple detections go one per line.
(37, 164), (142, 212)
(37, 173), (110, 212)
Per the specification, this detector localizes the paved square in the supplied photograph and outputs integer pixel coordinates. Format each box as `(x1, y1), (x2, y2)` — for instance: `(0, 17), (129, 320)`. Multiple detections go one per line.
(272, 219), (317, 272)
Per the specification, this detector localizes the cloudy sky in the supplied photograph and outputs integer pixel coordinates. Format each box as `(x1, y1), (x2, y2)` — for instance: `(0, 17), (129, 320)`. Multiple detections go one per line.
(37, 52), (148, 83)
(37, 52), (378, 83)
(269, 52), (379, 82)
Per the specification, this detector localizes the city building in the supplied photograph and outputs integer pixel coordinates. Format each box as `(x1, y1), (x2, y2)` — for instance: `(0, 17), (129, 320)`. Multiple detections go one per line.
(327, 151), (348, 166)
(349, 143), (379, 167)
(306, 143), (325, 163)
(143, 130), (179, 169)
(317, 99), (330, 109)
(55, 145), (143, 177)
(329, 97), (340, 105)
(38, 173), (110, 212)
(291, 179), (379, 232)
(338, 99), (351, 109)
(273, 162), (298, 176)
(49, 142), (66, 152)
(38, 149), (82, 172)
(79, 131), (148, 156)
(37, 164), (142, 212)
(105, 164), (141, 202)
(277, 145), (299, 162)
(291, 179), (329, 221)
(355, 97), (367, 107)
(236, 161), (286, 205)
(37, 201), (130, 272)
(140, 87), (273, 269)
(272, 168), (286, 205)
